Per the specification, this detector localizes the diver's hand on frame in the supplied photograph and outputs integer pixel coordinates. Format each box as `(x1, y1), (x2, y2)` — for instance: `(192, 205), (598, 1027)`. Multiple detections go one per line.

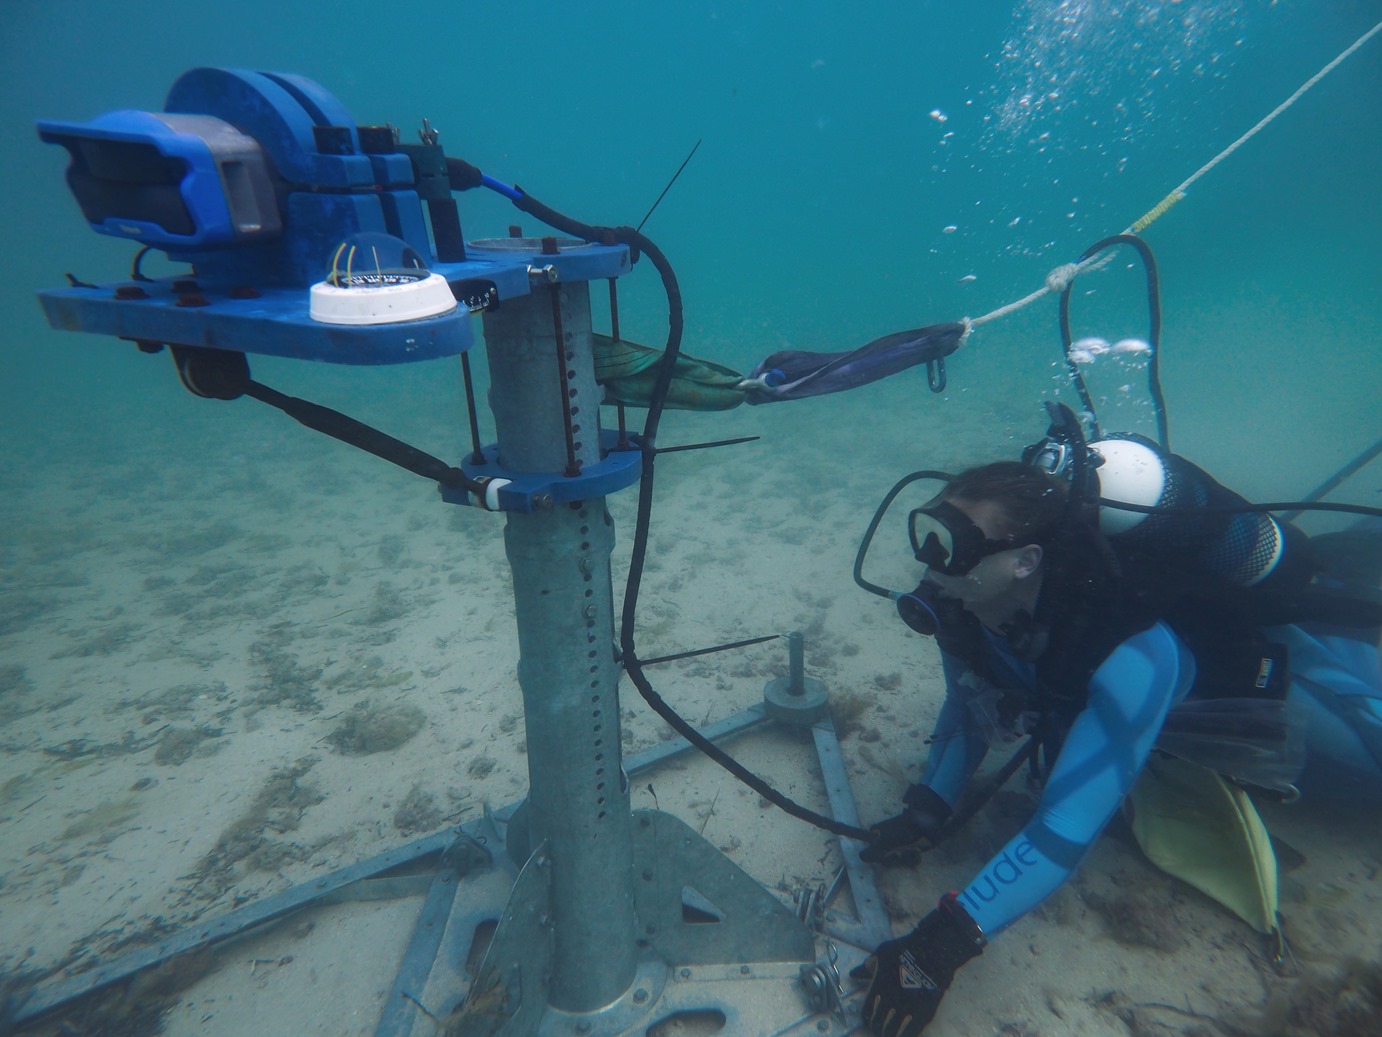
(852, 894), (985, 1037)
(859, 785), (953, 866)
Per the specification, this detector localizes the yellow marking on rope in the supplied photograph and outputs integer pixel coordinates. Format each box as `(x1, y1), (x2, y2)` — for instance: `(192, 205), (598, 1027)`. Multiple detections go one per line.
(1131, 191), (1185, 233)
(968, 19), (1381, 333)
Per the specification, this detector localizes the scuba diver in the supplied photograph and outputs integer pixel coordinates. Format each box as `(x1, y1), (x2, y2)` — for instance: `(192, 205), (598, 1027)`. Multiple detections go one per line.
(850, 420), (1382, 1037)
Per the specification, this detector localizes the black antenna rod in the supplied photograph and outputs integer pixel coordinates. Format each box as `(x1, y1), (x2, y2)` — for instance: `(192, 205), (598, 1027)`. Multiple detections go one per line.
(636, 139), (702, 233)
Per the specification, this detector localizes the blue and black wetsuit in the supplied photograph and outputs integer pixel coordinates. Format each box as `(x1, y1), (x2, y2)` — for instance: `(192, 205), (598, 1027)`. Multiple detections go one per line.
(1277, 623), (1382, 805)
(921, 621), (1382, 936)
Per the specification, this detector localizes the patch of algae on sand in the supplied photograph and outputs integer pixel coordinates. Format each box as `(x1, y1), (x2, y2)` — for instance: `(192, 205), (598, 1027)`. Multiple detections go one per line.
(393, 782), (443, 834)
(1256, 959), (1382, 1037)
(189, 757), (325, 897)
(5, 948), (217, 1037)
(153, 725), (224, 765)
(327, 700), (426, 755)
(61, 797), (142, 843)
(1088, 956), (1382, 1037)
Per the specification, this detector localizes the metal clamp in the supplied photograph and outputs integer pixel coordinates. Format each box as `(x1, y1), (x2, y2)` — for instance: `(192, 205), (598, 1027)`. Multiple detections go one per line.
(798, 940), (846, 1024)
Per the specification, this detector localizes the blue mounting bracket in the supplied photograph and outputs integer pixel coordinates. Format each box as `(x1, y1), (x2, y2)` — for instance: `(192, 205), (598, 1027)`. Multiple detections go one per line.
(444, 429), (643, 512)
(38, 277), (474, 365)
(36, 67), (630, 365)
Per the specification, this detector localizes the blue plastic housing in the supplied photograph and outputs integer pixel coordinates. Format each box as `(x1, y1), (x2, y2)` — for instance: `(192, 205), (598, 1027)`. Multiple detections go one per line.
(37, 68), (631, 365)
(38, 109), (282, 249)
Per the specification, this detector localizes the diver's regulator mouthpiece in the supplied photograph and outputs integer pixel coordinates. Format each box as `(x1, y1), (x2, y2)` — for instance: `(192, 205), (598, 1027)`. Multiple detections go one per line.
(895, 581), (972, 637)
(896, 587), (942, 636)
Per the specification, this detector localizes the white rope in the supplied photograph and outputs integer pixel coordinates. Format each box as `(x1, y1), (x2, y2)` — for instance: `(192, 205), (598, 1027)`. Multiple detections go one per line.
(967, 253), (1116, 330)
(1132, 17), (1382, 225)
(957, 18), (1382, 341)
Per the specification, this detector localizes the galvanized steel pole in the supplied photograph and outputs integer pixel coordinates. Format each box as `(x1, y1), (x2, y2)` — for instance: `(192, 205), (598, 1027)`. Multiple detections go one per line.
(481, 279), (639, 1013)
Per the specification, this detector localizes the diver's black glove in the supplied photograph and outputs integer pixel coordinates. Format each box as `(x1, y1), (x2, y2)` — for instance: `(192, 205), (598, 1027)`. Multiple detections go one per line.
(860, 785), (953, 866)
(853, 893), (986, 1037)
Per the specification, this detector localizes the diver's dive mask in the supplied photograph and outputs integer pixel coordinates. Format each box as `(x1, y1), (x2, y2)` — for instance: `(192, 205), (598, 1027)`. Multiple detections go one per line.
(907, 500), (1022, 577)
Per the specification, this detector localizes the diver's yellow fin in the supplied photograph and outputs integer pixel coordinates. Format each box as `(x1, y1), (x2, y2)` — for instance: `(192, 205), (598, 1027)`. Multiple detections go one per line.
(1126, 755), (1279, 936)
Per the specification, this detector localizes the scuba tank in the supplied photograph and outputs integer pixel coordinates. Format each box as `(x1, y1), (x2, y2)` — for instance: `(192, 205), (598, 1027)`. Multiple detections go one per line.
(1023, 403), (1316, 621)
(1087, 436), (1308, 592)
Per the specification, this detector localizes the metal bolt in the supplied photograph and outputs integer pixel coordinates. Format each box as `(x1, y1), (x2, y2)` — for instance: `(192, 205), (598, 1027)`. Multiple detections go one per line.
(817, 1021), (830, 1033)
(680, 967), (692, 979)
(740, 965), (751, 975)
(528, 263), (559, 283)
(576, 1022), (592, 1034)
(633, 988), (648, 1003)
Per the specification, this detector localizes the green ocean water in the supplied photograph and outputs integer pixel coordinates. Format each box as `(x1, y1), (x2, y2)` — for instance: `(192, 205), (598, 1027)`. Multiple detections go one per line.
(0, 2), (1379, 1028)
(1, 1), (1378, 502)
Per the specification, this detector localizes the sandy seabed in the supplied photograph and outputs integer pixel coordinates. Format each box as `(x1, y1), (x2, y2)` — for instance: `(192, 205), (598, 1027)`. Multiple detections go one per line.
(2, 365), (1379, 1037)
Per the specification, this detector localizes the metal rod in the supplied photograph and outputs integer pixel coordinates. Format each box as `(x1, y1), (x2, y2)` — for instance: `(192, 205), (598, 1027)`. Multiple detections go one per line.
(460, 351), (485, 466)
(787, 631), (805, 696)
(609, 277), (631, 450)
(640, 633), (780, 668)
(547, 285), (582, 478)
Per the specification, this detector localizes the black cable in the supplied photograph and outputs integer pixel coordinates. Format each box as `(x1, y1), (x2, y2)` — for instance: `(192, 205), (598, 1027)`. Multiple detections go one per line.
(641, 634), (780, 668)
(131, 245), (155, 282)
(241, 381), (481, 493)
(512, 188), (873, 843)
(460, 352), (486, 466)
(938, 736), (1040, 840)
(1281, 436), (1382, 523)
(1100, 497), (1382, 520)
(654, 435), (760, 454)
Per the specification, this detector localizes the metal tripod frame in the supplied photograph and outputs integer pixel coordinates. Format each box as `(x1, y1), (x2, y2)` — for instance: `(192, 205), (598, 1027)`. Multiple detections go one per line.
(13, 256), (893, 1037)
